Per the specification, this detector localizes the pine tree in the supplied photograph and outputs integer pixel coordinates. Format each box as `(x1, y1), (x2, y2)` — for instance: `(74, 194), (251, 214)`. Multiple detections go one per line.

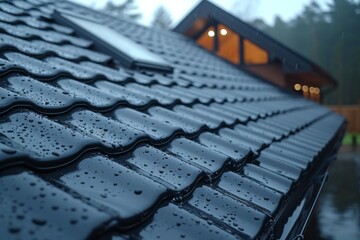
(151, 6), (172, 30)
(104, 0), (141, 21)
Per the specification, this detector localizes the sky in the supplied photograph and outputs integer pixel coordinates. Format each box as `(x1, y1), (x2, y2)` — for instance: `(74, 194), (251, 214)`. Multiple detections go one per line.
(70, 0), (331, 27)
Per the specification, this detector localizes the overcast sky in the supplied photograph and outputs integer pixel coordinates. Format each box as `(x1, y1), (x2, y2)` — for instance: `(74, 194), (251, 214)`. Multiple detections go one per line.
(70, 0), (331, 26)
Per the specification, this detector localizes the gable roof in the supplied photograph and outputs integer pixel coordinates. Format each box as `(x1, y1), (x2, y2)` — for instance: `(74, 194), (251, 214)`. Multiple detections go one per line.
(0, 0), (345, 240)
(174, 0), (337, 87)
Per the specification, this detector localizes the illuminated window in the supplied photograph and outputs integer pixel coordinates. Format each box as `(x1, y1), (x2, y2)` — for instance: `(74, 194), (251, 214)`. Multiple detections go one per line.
(195, 24), (269, 66)
(196, 26), (215, 51)
(217, 25), (240, 64)
(244, 39), (268, 64)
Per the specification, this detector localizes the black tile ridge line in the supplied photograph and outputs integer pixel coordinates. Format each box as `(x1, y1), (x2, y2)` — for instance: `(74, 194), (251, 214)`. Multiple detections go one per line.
(0, 58), (180, 88)
(6, 1), (64, 20)
(155, 112), (342, 240)
(0, 27), (93, 47)
(0, 45), (111, 64)
(0, 80), (291, 116)
(0, 6), (29, 17)
(0, 102), (317, 174)
(0, 102), (316, 173)
(0, 14), (75, 34)
(0, 53), (277, 91)
(0, 49), (287, 91)
(0, 65), (107, 82)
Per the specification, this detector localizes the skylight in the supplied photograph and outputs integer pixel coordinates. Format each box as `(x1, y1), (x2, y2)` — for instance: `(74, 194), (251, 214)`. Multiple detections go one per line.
(54, 11), (173, 73)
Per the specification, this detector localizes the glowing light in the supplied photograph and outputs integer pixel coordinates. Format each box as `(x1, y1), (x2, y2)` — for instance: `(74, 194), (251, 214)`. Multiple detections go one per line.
(208, 30), (215, 37)
(294, 84), (301, 91)
(302, 85), (309, 92)
(220, 28), (228, 36)
(314, 87), (320, 94)
(309, 87), (315, 94)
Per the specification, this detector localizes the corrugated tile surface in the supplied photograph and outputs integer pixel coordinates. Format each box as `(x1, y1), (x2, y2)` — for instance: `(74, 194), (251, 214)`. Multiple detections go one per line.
(0, 0), (345, 240)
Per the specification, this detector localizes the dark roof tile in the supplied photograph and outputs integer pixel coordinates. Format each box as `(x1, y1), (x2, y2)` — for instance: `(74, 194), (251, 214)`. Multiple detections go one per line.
(114, 108), (181, 142)
(218, 171), (283, 214)
(4, 75), (79, 112)
(198, 132), (251, 161)
(0, 21), (92, 47)
(148, 106), (205, 135)
(255, 153), (303, 180)
(167, 138), (230, 176)
(0, 169), (113, 240)
(136, 203), (238, 240)
(0, 110), (98, 168)
(188, 186), (267, 239)
(53, 154), (168, 226)
(242, 164), (293, 194)
(62, 109), (146, 151)
(125, 146), (204, 191)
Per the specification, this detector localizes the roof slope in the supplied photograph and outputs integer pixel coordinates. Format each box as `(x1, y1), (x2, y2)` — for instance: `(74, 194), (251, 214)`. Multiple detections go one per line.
(0, 1), (345, 240)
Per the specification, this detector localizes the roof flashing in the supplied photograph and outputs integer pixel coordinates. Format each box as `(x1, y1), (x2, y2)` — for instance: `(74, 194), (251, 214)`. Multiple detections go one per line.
(53, 11), (173, 73)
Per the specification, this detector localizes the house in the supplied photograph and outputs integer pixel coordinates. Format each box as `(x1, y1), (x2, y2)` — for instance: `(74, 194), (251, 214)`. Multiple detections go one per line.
(174, 0), (338, 103)
(0, 0), (345, 239)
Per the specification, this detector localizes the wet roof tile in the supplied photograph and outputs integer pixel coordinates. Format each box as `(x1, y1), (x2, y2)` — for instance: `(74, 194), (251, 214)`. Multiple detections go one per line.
(0, 0), (346, 239)
(0, 169), (113, 240)
(54, 154), (168, 225)
(135, 203), (238, 240)
(125, 146), (204, 191)
(189, 186), (267, 239)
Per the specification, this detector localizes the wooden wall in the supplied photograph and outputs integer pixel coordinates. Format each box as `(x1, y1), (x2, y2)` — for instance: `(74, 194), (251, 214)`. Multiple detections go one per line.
(329, 105), (360, 132)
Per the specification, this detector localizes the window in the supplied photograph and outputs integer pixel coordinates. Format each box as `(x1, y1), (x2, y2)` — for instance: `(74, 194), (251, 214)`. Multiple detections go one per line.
(53, 11), (173, 73)
(196, 26), (215, 51)
(243, 39), (269, 64)
(195, 24), (269, 66)
(217, 25), (240, 64)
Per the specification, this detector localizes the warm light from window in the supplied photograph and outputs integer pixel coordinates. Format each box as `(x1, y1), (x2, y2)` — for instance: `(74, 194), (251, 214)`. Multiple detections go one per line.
(302, 85), (309, 92)
(220, 28), (228, 36)
(294, 84), (301, 91)
(208, 30), (215, 37)
(314, 87), (320, 94)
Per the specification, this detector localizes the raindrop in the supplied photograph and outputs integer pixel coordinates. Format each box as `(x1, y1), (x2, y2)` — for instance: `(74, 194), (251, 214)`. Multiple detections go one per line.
(32, 218), (47, 226)
(134, 190), (143, 195)
(8, 226), (20, 234)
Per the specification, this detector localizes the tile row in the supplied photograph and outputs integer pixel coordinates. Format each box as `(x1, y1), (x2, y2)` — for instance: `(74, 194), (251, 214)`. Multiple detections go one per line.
(0, 102), (328, 170)
(0, 33), (111, 63)
(0, 74), (299, 114)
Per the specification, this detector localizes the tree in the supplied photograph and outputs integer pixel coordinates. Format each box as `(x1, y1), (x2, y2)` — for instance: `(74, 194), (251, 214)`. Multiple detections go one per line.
(104, 0), (141, 21)
(250, 18), (269, 31)
(261, 0), (360, 105)
(151, 6), (172, 30)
